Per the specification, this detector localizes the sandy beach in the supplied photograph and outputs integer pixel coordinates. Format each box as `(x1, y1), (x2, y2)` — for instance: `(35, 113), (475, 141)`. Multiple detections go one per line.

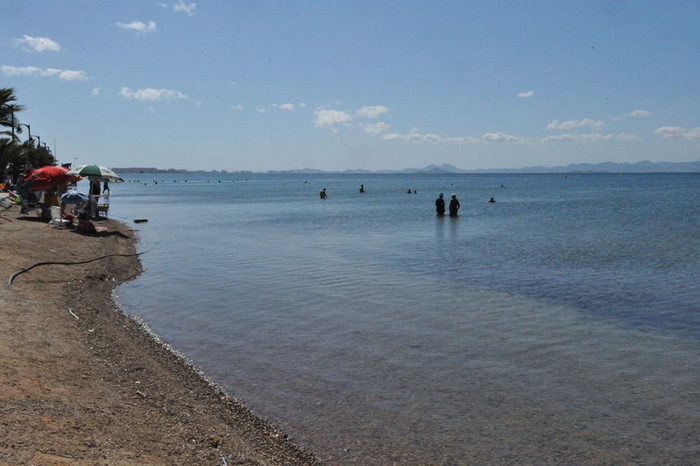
(0, 203), (320, 465)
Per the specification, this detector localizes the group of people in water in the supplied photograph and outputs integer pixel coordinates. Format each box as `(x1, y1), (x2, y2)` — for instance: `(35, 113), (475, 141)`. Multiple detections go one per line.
(319, 184), (495, 218)
(434, 192), (461, 217)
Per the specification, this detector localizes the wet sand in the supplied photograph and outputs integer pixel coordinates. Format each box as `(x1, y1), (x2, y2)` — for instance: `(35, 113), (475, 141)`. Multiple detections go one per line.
(0, 204), (321, 465)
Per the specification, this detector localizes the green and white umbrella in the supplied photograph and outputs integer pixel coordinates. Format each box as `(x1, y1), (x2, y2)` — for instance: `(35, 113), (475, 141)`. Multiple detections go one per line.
(67, 164), (124, 183)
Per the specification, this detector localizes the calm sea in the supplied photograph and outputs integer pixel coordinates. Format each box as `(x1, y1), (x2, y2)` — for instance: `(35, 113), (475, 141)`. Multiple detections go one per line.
(107, 173), (699, 465)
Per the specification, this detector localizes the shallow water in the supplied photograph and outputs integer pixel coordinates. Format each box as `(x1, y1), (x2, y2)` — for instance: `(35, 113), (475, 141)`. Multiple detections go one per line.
(113, 173), (700, 464)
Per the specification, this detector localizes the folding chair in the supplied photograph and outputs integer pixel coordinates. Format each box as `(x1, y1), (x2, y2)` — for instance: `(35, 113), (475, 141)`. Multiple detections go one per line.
(97, 193), (110, 218)
(15, 183), (47, 218)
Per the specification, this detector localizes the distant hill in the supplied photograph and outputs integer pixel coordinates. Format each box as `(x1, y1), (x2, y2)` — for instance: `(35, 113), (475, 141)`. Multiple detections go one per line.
(407, 161), (700, 174)
(113, 161), (700, 175)
(338, 161), (700, 174)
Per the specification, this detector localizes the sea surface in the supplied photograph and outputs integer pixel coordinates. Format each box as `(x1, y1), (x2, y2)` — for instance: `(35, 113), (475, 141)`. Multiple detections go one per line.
(107, 172), (699, 465)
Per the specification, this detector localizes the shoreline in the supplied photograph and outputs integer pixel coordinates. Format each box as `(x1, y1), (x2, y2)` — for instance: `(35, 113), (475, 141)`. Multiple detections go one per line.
(0, 205), (320, 465)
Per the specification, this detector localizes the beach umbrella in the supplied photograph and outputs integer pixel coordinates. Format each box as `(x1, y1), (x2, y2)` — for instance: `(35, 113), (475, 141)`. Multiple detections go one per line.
(22, 166), (81, 191)
(60, 191), (88, 205)
(67, 165), (124, 183)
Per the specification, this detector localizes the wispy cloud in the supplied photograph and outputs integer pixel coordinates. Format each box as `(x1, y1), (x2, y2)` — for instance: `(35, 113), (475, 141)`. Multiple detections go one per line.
(1, 65), (88, 81)
(15, 35), (60, 52)
(540, 133), (641, 143)
(116, 20), (157, 34)
(611, 109), (651, 121)
(173, 1), (197, 16)
(357, 105), (388, 119)
(313, 108), (352, 133)
(360, 122), (391, 134)
(546, 118), (604, 131)
(382, 127), (478, 144)
(517, 91), (534, 98)
(376, 127), (639, 145)
(119, 87), (187, 101)
(92, 87), (101, 96)
(653, 126), (700, 140)
(482, 132), (526, 143)
(273, 103), (296, 111)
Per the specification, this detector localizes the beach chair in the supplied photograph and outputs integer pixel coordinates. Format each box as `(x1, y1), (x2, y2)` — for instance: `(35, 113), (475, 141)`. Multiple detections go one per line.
(15, 182), (46, 218)
(17, 196), (44, 218)
(97, 193), (110, 218)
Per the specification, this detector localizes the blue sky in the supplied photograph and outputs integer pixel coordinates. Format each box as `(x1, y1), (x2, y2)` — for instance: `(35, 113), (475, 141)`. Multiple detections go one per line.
(2, 1), (699, 171)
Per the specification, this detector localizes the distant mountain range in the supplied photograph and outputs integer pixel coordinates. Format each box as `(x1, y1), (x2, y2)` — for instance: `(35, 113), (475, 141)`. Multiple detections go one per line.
(330, 160), (700, 174)
(115, 160), (700, 175)
(404, 160), (700, 174)
(270, 160), (700, 174)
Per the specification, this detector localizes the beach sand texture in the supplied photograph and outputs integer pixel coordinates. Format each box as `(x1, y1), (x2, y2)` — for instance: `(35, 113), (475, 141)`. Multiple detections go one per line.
(0, 206), (320, 465)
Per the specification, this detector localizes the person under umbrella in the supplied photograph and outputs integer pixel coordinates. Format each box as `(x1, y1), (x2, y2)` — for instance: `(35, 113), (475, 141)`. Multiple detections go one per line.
(89, 179), (101, 219)
(59, 191), (88, 219)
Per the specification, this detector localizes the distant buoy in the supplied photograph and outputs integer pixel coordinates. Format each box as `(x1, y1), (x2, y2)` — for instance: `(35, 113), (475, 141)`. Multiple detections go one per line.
(134, 219), (148, 223)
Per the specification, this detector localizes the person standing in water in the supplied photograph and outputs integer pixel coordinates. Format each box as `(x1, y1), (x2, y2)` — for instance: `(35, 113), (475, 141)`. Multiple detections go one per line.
(319, 188), (327, 199)
(435, 193), (445, 216)
(449, 193), (460, 217)
(359, 184), (365, 193)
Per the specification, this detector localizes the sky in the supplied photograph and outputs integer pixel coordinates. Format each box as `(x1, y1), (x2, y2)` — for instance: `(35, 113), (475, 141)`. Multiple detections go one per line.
(1, 1), (699, 172)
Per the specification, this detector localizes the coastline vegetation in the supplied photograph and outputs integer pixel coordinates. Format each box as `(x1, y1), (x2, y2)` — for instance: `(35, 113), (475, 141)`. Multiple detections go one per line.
(0, 87), (57, 184)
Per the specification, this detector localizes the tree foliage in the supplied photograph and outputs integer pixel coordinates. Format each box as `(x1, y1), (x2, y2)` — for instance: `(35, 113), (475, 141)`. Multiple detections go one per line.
(1, 88), (56, 183)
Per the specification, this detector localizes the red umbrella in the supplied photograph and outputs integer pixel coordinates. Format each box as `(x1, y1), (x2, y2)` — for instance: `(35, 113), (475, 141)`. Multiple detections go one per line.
(22, 166), (81, 191)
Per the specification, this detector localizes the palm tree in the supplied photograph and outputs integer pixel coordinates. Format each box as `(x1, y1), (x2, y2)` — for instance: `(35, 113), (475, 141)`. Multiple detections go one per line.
(0, 88), (25, 140)
(1, 88), (30, 183)
(0, 138), (21, 183)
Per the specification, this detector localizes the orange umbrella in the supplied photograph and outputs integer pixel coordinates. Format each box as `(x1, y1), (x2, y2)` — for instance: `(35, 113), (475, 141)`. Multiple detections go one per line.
(23, 166), (81, 191)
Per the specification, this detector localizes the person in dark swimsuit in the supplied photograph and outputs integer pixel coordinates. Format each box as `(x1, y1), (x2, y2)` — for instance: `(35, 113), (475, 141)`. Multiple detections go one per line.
(449, 193), (460, 217)
(435, 193), (445, 216)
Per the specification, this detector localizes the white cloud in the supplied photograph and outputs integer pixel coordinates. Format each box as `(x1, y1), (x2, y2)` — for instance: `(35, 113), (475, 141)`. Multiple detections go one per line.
(231, 104), (244, 111)
(372, 123), (642, 146)
(15, 35), (60, 52)
(546, 118), (604, 131)
(173, 1), (197, 16)
(360, 122), (391, 134)
(273, 103), (295, 111)
(116, 20), (157, 34)
(517, 91), (534, 98)
(653, 126), (700, 140)
(382, 128), (436, 143)
(1, 65), (88, 81)
(611, 109), (651, 121)
(382, 127), (478, 144)
(256, 108), (267, 113)
(357, 105), (388, 119)
(482, 132), (526, 143)
(119, 87), (188, 101)
(313, 108), (352, 133)
(51, 69), (88, 81)
(539, 133), (641, 143)
(92, 87), (101, 96)
(2, 65), (41, 77)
